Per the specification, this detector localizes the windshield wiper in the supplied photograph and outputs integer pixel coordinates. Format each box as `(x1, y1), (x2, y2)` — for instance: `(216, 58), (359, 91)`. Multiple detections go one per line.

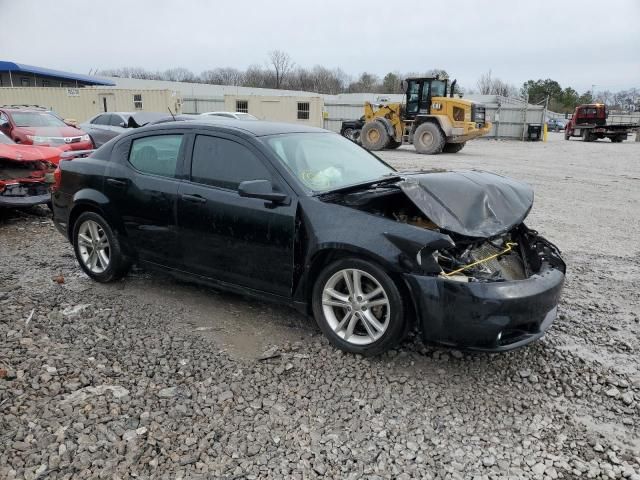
(317, 174), (403, 196)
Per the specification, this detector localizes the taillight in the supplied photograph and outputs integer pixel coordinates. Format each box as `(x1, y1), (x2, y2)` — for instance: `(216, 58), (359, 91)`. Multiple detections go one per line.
(52, 166), (62, 192)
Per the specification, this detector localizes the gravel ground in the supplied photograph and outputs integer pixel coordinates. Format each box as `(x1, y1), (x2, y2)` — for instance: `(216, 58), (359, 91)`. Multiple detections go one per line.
(1, 133), (639, 479)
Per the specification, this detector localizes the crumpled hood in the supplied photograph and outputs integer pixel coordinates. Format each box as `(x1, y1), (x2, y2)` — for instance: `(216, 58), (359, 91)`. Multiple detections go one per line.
(399, 170), (534, 238)
(0, 144), (63, 163)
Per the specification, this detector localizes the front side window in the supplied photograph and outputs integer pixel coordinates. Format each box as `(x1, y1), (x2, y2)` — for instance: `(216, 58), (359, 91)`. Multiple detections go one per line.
(129, 134), (183, 178)
(191, 135), (272, 190)
(236, 100), (248, 113)
(10, 112), (66, 127)
(264, 133), (394, 192)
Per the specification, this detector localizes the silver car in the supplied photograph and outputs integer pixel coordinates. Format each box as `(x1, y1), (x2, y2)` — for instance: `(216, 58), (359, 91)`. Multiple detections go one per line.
(80, 112), (168, 148)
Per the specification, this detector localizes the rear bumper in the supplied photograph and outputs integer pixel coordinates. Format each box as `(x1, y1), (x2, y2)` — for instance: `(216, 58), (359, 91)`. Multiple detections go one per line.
(405, 264), (565, 352)
(0, 192), (50, 207)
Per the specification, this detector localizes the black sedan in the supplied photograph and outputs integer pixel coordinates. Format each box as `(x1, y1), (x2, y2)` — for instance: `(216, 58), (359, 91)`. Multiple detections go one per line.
(51, 120), (565, 355)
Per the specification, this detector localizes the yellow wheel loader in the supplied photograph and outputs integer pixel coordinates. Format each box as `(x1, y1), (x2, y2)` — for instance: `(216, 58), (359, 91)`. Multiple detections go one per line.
(360, 77), (492, 154)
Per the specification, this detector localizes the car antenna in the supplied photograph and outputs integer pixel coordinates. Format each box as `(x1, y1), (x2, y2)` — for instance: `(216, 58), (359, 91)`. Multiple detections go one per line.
(167, 107), (176, 121)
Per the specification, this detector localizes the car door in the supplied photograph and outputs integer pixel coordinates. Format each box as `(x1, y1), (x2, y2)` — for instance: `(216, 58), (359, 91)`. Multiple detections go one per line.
(176, 132), (296, 297)
(86, 114), (113, 147)
(104, 131), (187, 267)
(108, 114), (128, 141)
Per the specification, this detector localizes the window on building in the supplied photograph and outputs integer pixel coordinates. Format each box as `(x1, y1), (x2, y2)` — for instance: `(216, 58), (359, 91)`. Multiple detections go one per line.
(191, 135), (272, 190)
(236, 100), (248, 113)
(133, 94), (143, 110)
(129, 134), (183, 178)
(297, 102), (310, 120)
(20, 77), (31, 87)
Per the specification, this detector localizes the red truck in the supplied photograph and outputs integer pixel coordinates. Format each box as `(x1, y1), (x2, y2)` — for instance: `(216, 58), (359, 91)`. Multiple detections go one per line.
(565, 103), (637, 143)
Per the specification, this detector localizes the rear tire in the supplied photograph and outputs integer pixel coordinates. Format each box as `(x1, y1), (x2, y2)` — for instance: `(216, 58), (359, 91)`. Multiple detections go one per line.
(564, 131), (571, 140)
(413, 122), (445, 154)
(72, 212), (130, 283)
(583, 130), (594, 142)
(442, 142), (466, 153)
(341, 128), (354, 141)
(611, 136), (624, 143)
(360, 122), (389, 151)
(311, 258), (406, 355)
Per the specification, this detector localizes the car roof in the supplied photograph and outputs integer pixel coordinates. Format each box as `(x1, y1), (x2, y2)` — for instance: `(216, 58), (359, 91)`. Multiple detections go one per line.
(141, 118), (327, 137)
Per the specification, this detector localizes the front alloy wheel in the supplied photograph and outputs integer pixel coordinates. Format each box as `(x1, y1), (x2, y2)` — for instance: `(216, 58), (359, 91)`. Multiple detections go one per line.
(322, 268), (390, 345)
(312, 258), (406, 355)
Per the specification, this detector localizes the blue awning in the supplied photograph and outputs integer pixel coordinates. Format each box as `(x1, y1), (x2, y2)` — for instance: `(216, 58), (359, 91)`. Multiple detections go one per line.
(0, 61), (115, 86)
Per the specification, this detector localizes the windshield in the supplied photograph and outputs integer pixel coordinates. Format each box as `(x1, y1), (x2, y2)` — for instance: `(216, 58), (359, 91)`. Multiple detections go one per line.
(263, 133), (395, 192)
(0, 132), (15, 144)
(10, 112), (67, 128)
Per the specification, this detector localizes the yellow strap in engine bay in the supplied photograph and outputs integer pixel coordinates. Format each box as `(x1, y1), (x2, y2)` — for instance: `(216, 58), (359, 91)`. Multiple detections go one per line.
(443, 242), (518, 277)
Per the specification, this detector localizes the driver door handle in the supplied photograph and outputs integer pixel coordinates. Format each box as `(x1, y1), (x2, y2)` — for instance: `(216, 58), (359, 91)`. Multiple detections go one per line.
(181, 193), (207, 204)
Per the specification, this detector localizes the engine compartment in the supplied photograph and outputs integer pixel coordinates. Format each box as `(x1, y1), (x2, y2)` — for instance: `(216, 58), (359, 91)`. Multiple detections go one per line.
(330, 186), (563, 282)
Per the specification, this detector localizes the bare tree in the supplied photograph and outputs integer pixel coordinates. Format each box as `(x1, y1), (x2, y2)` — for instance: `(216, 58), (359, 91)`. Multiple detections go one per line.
(477, 70), (518, 97)
(201, 67), (244, 85)
(163, 68), (197, 83)
(268, 50), (295, 89)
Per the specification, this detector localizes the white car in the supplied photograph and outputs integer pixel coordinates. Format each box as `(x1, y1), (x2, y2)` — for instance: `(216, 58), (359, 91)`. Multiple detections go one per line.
(200, 111), (258, 121)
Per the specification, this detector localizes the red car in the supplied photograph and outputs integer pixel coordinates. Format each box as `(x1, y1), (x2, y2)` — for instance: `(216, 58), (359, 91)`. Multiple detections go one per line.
(0, 131), (69, 207)
(0, 107), (93, 150)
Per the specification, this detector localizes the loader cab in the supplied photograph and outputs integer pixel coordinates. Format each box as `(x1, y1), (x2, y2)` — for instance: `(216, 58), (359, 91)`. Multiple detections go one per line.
(403, 77), (449, 120)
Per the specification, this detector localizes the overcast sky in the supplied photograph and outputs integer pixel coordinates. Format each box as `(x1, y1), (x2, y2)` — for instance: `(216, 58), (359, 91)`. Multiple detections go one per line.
(1, 0), (638, 92)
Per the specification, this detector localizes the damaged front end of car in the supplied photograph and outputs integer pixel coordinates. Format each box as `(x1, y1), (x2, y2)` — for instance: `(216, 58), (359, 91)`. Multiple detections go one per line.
(0, 157), (56, 207)
(326, 169), (566, 351)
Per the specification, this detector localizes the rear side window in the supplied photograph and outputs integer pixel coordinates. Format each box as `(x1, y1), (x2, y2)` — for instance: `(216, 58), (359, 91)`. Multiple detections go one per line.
(191, 135), (272, 190)
(129, 134), (183, 178)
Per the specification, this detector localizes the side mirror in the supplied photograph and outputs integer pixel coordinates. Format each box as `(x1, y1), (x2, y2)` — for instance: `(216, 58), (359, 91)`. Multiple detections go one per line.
(238, 179), (288, 204)
(120, 122), (128, 128)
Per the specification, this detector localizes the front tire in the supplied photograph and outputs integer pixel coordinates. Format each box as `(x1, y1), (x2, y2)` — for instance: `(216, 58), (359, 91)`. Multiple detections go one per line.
(360, 122), (389, 151)
(311, 258), (406, 355)
(413, 122), (445, 154)
(72, 211), (130, 282)
(442, 142), (465, 153)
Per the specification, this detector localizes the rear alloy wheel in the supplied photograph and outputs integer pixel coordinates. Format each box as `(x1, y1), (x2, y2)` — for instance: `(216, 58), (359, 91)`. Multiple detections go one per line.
(312, 258), (406, 355)
(360, 122), (389, 151)
(442, 142), (466, 153)
(73, 212), (130, 282)
(413, 122), (445, 154)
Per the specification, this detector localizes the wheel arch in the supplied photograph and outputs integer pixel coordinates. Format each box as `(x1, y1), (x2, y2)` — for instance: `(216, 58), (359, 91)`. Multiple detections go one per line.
(300, 246), (416, 325)
(68, 190), (126, 246)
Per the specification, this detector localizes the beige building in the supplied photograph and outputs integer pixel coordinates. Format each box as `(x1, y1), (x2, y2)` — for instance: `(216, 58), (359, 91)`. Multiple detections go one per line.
(0, 87), (182, 122)
(223, 95), (324, 128)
